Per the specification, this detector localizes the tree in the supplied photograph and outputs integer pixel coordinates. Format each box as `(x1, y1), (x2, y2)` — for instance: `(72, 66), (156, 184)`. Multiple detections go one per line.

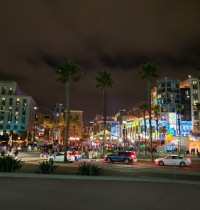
(40, 118), (55, 141)
(139, 62), (159, 162)
(56, 60), (80, 162)
(95, 70), (113, 157)
(70, 116), (81, 138)
(139, 103), (148, 153)
(152, 105), (160, 144)
(57, 119), (66, 145)
(175, 104), (182, 152)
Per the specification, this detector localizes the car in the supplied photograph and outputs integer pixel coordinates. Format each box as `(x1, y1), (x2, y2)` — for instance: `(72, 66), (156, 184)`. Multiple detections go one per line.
(48, 151), (81, 162)
(155, 155), (191, 167)
(104, 151), (137, 164)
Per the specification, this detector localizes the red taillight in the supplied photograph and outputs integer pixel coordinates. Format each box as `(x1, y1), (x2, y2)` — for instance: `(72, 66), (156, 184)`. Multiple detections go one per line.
(75, 154), (78, 157)
(186, 158), (191, 162)
(131, 155), (136, 158)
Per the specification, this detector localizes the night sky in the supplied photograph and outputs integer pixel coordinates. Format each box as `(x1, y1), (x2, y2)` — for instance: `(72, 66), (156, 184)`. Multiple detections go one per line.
(0, 0), (200, 125)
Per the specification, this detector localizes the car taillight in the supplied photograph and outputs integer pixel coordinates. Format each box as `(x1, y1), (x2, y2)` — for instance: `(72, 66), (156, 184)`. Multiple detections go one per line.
(75, 154), (78, 156)
(186, 158), (191, 162)
(131, 155), (136, 158)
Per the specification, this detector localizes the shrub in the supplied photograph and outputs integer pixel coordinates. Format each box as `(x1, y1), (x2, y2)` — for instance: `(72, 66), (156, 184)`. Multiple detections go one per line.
(0, 156), (22, 172)
(38, 159), (58, 174)
(78, 162), (103, 176)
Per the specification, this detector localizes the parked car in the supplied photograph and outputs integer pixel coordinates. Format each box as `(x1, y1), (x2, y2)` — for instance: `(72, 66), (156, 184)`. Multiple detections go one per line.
(155, 155), (191, 167)
(104, 151), (137, 164)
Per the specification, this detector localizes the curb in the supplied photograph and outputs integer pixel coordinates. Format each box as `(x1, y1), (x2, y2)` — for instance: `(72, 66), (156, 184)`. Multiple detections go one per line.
(0, 172), (200, 186)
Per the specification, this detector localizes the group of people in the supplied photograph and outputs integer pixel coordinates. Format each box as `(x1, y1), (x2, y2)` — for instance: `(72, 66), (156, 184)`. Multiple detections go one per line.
(0, 145), (19, 158)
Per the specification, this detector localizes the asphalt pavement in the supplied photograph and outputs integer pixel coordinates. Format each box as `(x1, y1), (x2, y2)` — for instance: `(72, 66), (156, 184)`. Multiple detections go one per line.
(0, 173), (200, 210)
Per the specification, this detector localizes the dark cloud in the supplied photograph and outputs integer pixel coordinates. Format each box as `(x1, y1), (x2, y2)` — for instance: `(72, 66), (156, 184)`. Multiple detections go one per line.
(0, 0), (200, 124)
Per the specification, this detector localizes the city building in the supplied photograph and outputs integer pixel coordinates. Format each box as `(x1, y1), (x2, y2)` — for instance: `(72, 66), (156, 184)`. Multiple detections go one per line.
(0, 81), (36, 141)
(92, 114), (120, 135)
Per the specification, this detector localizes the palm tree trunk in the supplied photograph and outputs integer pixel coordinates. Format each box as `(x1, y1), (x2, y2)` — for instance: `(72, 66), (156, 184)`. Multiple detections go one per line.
(156, 119), (159, 145)
(103, 87), (106, 157)
(148, 80), (153, 162)
(178, 114), (181, 152)
(64, 80), (70, 162)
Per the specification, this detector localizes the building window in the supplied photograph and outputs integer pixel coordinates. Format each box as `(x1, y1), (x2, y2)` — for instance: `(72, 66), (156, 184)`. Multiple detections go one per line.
(1, 98), (6, 105)
(15, 107), (19, 111)
(23, 99), (27, 106)
(8, 87), (13, 95)
(14, 125), (18, 129)
(192, 80), (198, 89)
(167, 82), (171, 87)
(8, 113), (12, 122)
(193, 91), (198, 100)
(9, 98), (13, 105)
(22, 116), (25, 123)
(6, 125), (10, 129)
(16, 98), (20, 106)
(22, 107), (26, 115)
(2, 87), (6, 94)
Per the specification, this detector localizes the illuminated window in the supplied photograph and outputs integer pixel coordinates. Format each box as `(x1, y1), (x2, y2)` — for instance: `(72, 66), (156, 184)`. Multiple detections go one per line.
(8, 87), (12, 95)
(23, 99), (27, 106)
(1, 107), (5, 111)
(15, 112), (19, 115)
(8, 113), (12, 121)
(1, 98), (6, 105)
(16, 98), (20, 106)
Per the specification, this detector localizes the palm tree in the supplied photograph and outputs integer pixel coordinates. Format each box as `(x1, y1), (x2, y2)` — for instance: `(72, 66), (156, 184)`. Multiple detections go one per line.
(70, 116), (81, 138)
(56, 60), (80, 162)
(175, 104), (182, 152)
(139, 62), (159, 162)
(40, 118), (55, 141)
(159, 126), (167, 138)
(95, 70), (113, 157)
(152, 105), (160, 145)
(57, 119), (66, 145)
(139, 103), (148, 153)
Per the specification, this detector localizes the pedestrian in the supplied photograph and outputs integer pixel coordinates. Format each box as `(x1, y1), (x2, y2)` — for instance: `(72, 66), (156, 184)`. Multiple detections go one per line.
(14, 149), (18, 158)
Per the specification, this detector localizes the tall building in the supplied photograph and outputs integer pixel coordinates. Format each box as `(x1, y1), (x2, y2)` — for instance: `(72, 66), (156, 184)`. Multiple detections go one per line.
(180, 77), (200, 131)
(0, 81), (36, 139)
(156, 77), (180, 121)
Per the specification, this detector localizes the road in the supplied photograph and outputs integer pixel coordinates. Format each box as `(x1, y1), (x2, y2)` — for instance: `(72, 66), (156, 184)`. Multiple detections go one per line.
(0, 176), (200, 210)
(17, 150), (200, 182)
